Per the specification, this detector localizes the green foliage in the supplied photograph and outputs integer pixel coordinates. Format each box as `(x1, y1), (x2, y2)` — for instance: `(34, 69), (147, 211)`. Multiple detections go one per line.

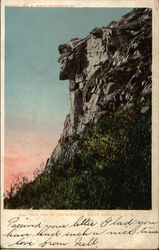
(4, 96), (151, 209)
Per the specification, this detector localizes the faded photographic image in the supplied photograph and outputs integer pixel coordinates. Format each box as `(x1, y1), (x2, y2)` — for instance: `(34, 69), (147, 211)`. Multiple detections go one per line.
(4, 7), (152, 209)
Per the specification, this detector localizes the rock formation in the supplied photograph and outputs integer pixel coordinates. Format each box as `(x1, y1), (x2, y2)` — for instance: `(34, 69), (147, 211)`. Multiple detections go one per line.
(46, 8), (152, 169)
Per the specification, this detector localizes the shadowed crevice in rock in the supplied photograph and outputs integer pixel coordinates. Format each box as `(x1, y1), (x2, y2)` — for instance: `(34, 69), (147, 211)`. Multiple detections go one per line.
(58, 40), (89, 81)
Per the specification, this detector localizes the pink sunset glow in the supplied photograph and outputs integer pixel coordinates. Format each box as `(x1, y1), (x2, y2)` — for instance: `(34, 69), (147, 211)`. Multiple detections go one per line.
(4, 131), (59, 193)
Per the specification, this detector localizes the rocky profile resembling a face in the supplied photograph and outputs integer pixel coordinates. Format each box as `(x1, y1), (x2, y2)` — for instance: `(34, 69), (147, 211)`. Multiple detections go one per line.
(58, 43), (72, 80)
(58, 39), (88, 81)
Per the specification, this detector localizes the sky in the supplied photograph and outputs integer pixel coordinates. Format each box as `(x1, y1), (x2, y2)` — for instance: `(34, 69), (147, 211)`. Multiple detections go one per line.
(4, 7), (133, 191)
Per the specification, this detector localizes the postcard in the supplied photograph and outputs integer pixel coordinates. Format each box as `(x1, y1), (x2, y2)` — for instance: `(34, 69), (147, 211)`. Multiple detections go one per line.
(1, 0), (159, 249)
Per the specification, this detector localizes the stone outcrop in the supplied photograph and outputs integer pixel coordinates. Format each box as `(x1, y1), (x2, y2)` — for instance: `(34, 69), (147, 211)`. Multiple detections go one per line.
(46, 8), (152, 169)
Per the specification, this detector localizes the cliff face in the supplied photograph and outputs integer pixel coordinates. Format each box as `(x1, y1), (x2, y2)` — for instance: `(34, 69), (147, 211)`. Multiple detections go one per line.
(46, 8), (152, 168)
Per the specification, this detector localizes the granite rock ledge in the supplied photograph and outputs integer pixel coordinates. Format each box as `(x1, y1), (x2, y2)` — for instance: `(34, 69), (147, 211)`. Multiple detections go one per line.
(46, 8), (152, 169)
